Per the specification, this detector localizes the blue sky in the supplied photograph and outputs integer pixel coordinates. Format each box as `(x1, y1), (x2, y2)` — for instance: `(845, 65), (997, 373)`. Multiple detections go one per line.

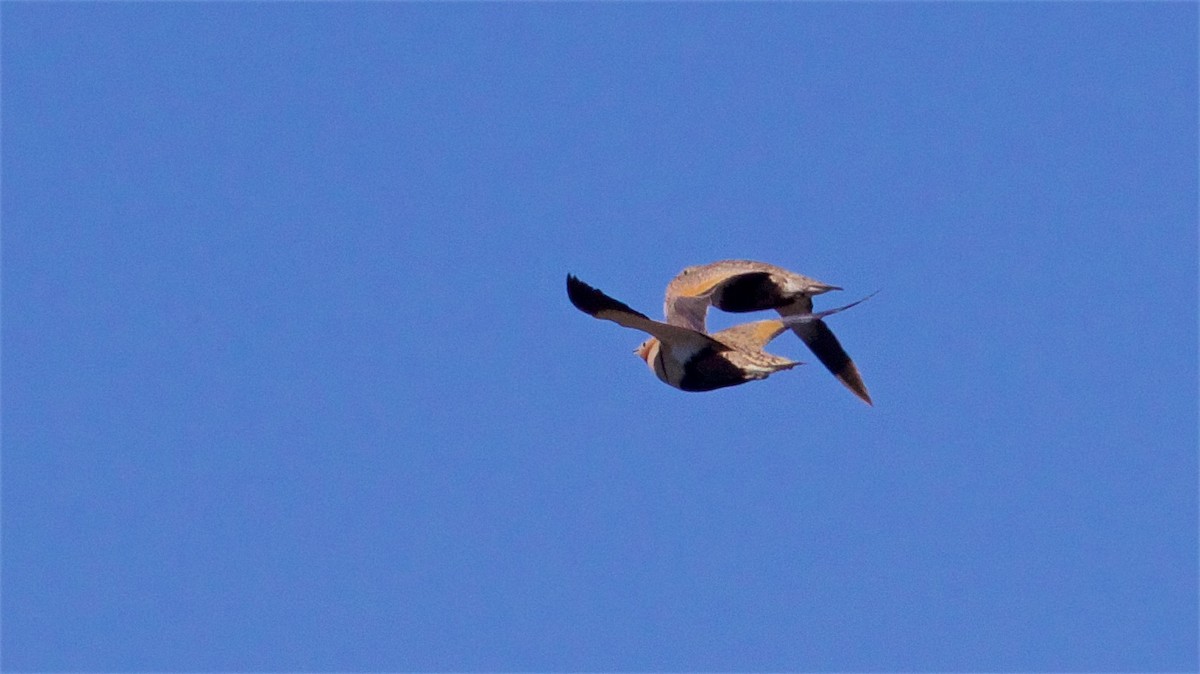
(3, 3), (1196, 671)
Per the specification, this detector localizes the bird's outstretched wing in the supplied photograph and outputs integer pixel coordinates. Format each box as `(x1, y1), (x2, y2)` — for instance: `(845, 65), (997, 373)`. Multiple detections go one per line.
(566, 275), (727, 353)
(664, 268), (775, 331)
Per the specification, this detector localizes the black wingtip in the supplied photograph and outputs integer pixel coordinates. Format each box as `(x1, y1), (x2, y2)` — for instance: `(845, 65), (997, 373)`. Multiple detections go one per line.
(566, 274), (649, 320)
(565, 274), (596, 314)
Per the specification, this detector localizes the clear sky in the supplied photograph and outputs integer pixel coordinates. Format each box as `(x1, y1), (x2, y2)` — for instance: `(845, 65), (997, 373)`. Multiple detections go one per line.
(3, 3), (1196, 671)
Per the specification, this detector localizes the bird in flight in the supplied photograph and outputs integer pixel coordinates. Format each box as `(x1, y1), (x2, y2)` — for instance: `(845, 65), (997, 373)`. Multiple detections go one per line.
(566, 273), (872, 394)
(658, 260), (874, 404)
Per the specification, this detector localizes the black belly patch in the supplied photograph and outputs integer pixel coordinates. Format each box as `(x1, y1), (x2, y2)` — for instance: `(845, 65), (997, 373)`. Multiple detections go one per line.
(677, 350), (749, 392)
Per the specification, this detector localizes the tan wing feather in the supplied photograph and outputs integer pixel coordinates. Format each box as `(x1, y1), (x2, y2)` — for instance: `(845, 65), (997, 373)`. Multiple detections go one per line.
(663, 266), (746, 331)
(711, 319), (790, 352)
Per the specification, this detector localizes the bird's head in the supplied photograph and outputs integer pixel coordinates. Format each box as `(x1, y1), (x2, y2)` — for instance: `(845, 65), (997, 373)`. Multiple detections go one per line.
(634, 337), (660, 365)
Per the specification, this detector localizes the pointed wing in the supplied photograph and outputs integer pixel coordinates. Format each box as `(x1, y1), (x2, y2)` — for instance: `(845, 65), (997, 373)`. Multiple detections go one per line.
(566, 275), (727, 352)
(776, 292), (878, 406)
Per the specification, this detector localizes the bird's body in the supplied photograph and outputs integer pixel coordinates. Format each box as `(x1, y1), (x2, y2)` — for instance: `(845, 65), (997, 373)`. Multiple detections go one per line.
(566, 272), (868, 394)
(663, 259), (841, 331)
(637, 318), (800, 392)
